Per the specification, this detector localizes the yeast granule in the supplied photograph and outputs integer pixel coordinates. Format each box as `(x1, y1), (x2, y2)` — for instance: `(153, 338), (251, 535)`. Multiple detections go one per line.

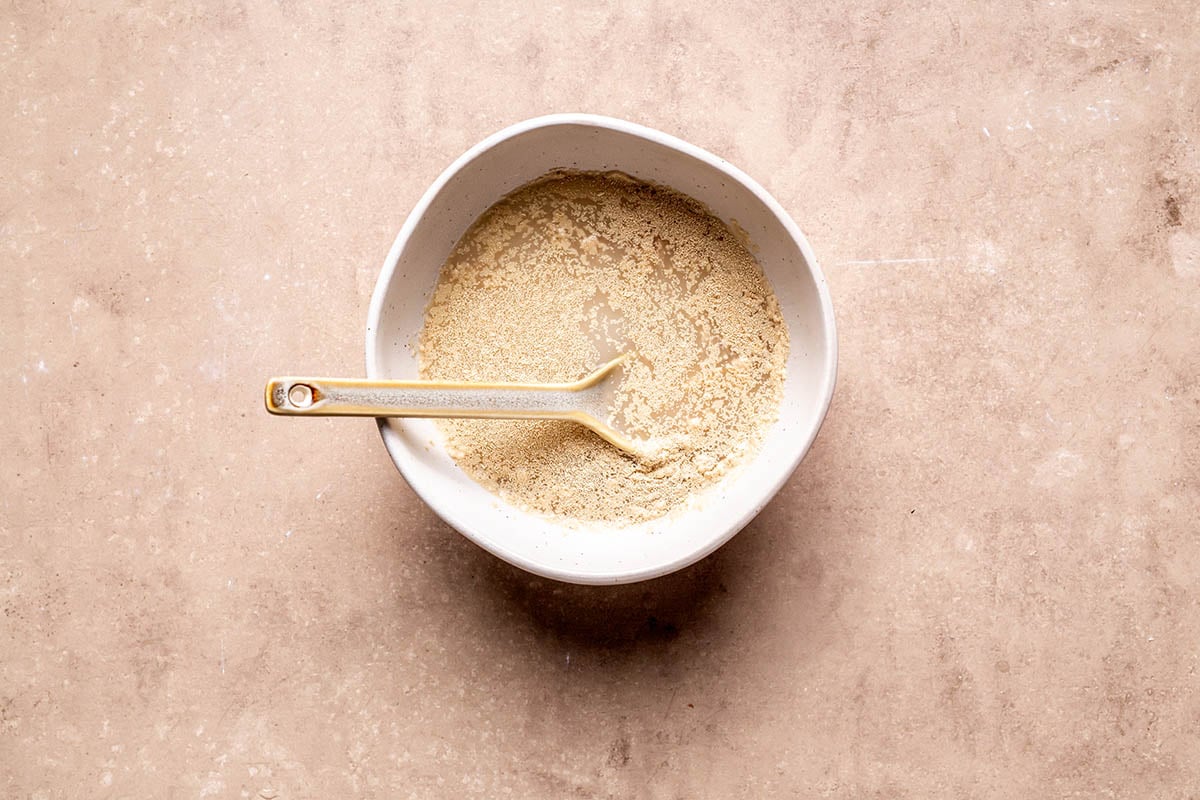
(418, 172), (788, 525)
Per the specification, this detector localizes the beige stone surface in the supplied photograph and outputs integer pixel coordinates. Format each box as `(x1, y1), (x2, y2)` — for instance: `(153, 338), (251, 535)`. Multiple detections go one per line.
(4, 1), (1199, 797)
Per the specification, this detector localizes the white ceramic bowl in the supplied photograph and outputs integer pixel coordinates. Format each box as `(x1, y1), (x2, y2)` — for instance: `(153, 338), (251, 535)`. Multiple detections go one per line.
(366, 114), (836, 585)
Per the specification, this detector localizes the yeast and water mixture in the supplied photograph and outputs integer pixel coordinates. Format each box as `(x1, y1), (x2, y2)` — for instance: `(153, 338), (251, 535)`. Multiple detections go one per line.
(418, 171), (788, 524)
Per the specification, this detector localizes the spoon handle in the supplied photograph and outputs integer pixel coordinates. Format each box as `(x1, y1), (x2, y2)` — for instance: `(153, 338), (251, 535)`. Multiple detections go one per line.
(264, 376), (585, 420)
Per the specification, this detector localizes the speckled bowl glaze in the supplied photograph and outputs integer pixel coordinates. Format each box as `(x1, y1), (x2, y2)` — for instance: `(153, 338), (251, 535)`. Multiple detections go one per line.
(366, 114), (836, 585)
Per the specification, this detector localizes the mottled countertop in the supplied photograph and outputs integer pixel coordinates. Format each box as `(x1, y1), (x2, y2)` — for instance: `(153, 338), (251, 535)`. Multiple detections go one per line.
(4, 2), (1199, 797)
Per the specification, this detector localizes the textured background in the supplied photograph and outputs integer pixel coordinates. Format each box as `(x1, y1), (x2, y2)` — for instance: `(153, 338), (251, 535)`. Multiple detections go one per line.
(4, 1), (1200, 797)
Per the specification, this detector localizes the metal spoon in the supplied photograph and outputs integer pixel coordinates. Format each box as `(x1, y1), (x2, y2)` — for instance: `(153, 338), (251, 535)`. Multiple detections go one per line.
(264, 354), (665, 458)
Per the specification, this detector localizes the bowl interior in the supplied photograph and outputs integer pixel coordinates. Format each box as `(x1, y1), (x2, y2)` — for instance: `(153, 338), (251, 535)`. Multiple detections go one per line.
(367, 116), (835, 584)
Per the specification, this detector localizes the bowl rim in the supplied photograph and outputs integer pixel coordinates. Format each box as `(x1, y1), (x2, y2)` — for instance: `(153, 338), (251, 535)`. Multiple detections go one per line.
(365, 113), (838, 584)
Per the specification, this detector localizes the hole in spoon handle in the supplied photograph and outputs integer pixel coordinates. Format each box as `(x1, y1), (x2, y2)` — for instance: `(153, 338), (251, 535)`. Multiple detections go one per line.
(265, 379), (324, 414)
(287, 383), (314, 408)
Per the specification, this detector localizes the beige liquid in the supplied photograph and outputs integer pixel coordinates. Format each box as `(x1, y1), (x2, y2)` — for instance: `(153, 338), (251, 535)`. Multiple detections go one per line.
(418, 171), (789, 525)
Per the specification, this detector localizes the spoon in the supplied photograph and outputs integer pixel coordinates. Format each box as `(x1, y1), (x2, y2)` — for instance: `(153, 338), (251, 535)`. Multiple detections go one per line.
(264, 355), (664, 459)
